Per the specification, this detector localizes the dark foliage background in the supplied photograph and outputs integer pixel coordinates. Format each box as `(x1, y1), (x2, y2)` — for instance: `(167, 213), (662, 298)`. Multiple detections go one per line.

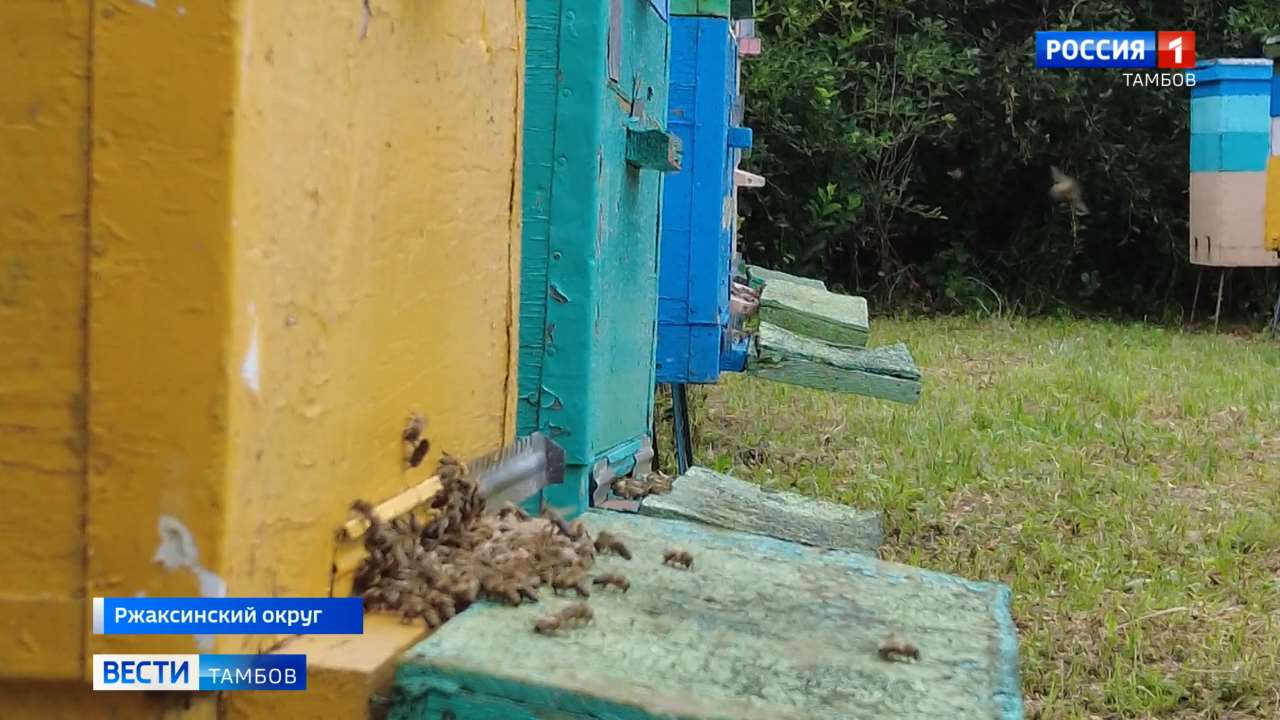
(739, 0), (1280, 318)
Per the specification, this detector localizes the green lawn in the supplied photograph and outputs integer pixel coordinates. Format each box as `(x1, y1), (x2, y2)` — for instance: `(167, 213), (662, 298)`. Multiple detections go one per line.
(690, 316), (1280, 720)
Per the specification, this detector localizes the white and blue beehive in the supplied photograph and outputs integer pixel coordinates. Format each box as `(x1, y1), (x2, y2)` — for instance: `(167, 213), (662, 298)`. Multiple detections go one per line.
(1189, 59), (1279, 266)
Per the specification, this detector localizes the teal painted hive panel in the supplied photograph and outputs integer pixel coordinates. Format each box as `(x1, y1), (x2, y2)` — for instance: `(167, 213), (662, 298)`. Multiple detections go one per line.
(1190, 132), (1271, 172)
(1190, 95), (1272, 134)
(519, 0), (673, 518)
(389, 511), (1022, 720)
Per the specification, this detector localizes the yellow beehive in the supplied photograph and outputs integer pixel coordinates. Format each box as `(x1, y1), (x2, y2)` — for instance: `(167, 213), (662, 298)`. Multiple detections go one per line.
(0, 1), (523, 717)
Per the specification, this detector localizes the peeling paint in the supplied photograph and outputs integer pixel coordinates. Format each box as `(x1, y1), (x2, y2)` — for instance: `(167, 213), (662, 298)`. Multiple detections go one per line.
(136, 0), (157, 7)
(153, 515), (228, 650)
(241, 303), (261, 394)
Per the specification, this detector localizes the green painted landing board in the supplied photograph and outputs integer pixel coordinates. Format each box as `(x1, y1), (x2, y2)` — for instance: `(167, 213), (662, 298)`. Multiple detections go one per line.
(745, 264), (826, 291)
(670, 0), (731, 17)
(390, 512), (1022, 720)
(759, 278), (869, 348)
(747, 322), (922, 404)
(639, 466), (881, 554)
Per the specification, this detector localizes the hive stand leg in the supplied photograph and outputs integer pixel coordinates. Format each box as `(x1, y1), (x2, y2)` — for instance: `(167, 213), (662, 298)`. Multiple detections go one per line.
(1269, 276), (1280, 337)
(1213, 269), (1227, 334)
(1189, 268), (1202, 326)
(671, 383), (693, 475)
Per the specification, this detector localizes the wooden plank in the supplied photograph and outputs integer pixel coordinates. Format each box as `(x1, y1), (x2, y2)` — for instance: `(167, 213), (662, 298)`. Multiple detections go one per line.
(759, 278), (869, 348)
(669, 0), (730, 17)
(626, 125), (683, 172)
(390, 511), (1022, 720)
(746, 264), (825, 290)
(747, 322), (922, 404)
(639, 466), (881, 554)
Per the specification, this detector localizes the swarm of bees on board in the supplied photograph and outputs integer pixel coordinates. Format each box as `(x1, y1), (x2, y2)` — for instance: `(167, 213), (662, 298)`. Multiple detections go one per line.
(350, 451), (689, 635)
(352, 455), (601, 629)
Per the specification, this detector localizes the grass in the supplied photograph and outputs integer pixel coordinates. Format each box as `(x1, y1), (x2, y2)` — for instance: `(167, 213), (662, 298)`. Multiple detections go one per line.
(688, 316), (1280, 720)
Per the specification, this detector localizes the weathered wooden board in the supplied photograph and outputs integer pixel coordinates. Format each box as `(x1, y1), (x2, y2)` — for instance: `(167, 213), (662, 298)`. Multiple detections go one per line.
(390, 511), (1022, 720)
(758, 278), (868, 348)
(639, 466), (881, 554)
(745, 264), (826, 291)
(746, 322), (922, 404)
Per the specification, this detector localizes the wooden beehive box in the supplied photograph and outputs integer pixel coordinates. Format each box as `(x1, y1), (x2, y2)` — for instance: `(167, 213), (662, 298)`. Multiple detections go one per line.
(519, 0), (679, 517)
(1189, 59), (1280, 266)
(388, 512), (1022, 720)
(656, 11), (752, 384)
(1268, 69), (1280, 252)
(1, 1), (525, 715)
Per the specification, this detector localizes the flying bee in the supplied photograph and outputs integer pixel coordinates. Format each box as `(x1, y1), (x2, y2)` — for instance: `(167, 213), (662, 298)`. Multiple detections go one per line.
(877, 633), (920, 663)
(1049, 165), (1089, 216)
(662, 549), (693, 569)
(591, 573), (630, 593)
(594, 531), (632, 560)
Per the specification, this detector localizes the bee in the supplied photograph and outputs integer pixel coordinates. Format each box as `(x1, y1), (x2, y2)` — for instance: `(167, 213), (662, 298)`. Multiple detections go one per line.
(437, 454), (466, 482)
(533, 614), (565, 634)
(591, 573), (630, 593)
(877, 633), (920, 663)
(542, 508), (576, 538)
(407, 438), (431, 468)
(662, 549), (693, 569)
(557, 601), (593, 625)
(611, 477), (647, 499)
(552, 570), (591, 598)
(594, 531), (632, 560)
(646, 473), (673, 495)
(402, 413), (426, 443)
(1049, 166), (1089, 216)
(498, 502), (531, 521)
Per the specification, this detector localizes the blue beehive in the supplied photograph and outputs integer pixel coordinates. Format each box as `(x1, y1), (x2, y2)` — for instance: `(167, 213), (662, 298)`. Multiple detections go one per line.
(655, 11), (754, 385)
(518, 0), (678, 518)
(1190, 59), (1274, 172)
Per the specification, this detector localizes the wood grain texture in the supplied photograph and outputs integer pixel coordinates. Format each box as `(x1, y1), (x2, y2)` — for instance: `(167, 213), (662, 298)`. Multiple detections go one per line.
(746, 264), (826, 290)
(747, 322), (922, 403)
(758, 279), (869, 348)
(639, 466), (881, 553)
(519, 0), (671, 516)
(391, 511), (1022, 720)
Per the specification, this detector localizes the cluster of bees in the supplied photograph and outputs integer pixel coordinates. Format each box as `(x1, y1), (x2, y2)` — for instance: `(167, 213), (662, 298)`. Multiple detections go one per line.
(610, 471), (674, 500)
(351, 455), (696, 635)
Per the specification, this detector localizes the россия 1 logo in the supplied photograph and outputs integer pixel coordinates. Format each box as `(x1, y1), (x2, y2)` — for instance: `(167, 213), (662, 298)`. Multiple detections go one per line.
(1036, 31), (1196, 69)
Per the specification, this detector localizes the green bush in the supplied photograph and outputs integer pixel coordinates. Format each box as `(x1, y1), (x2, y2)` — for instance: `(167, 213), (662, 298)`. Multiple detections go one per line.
(741, 0), (1280, 317)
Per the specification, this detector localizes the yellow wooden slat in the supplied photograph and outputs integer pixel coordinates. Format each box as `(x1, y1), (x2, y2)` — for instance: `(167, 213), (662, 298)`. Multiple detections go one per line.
(1266, 157), (1280, 252)
(0, 0), (92, 680)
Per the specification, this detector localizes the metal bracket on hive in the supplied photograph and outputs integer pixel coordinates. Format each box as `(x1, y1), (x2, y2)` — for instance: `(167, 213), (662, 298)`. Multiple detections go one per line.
(625, 119), (683, 172)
